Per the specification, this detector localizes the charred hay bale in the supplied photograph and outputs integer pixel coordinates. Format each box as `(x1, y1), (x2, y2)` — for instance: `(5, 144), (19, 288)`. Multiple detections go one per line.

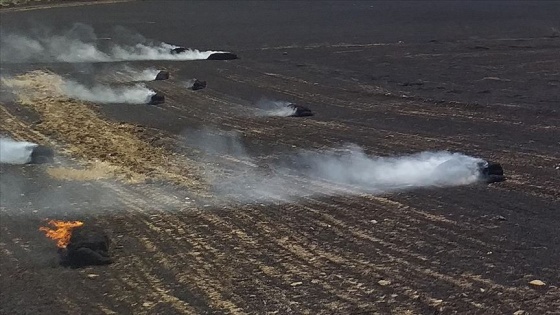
(148, 93), (165, 105)
(479, 161), (505, 183)
(192, 79), (207, 90)
(28, 145), (54, 164)
(154, 70), (170, 81)
(207, 52), (239, 60)
(288, 103), (314, 117)
(60, 225), (112, 268)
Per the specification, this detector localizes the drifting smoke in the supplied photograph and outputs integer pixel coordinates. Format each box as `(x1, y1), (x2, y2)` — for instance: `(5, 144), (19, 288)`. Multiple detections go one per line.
(256, 99), (297, 117)
(61, 80), (156, 104)
(0, 23), (223, 63)
(0, 138), (37, 164)
(118, 66), (161, 82)
(183, 79), (196, 89)
(183, 130), (487, 203)
(111, 43), (220, 61)
(296, 145), (485, 191)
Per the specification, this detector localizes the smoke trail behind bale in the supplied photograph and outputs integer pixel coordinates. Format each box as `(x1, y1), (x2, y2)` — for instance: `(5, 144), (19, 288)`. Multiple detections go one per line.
(0, 138), (38, 164)
(183, 129), (489, 204)
(294, 145), (486, 193)
(256, 99), (297, 117)
(0, 23), (225, 63)
(0, 24), (112, 63)
(111, 43), (222, 61)
(116, 66), (160, 81)
(61, 80), (156, 104)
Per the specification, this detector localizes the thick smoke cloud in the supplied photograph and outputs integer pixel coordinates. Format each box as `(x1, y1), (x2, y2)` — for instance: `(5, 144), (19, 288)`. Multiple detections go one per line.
(0, 138), (37, 164)
(0, 23), (222, 63)
(61, 80), (156, 104)
(182, 129), (487, 204)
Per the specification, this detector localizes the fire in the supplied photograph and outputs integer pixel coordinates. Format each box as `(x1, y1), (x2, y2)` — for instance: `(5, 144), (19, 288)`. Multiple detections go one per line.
(39, 220), (84, 248)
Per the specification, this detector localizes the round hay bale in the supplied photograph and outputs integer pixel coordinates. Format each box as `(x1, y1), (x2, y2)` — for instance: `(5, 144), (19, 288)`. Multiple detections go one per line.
(288, 103), (314, 117)
(207, 52), (239, 60)
(28, 145), (54, 164)
(148, 93), (165, 105)
(479, 161), (505, 183)
(60, 225), (112, 268)
(154, 70), (170, 81)
(192, 79), (207, 90)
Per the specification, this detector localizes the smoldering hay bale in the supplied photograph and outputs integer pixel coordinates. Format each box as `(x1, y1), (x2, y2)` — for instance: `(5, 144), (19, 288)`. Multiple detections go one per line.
(59, 225), (112, 268)
(192, 79), (207, 90)
(29, 145), (54, 164)
(154, 70), (169, 81)
(479, 161), (505, 183)
(288, 103), (314, 117)
(148, 92), (165, 105)
(207, 52), (238, 60)
(434, 159), (505, 184)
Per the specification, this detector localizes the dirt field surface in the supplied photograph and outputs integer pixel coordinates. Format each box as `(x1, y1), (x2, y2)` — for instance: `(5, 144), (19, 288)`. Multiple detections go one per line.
(1, 1), (559, 314)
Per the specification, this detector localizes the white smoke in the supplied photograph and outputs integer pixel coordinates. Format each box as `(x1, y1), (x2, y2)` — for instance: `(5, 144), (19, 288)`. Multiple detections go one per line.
(255, 99), (297, 117)
(118, 66), (161, 81)
(0, 138), (38, 164)
(0, 23), (224, 63)
(183, 130), (488, 204)
(297, 145), (485, 192)
(61, 80), (156, 104)
(111, 43), (221, 61)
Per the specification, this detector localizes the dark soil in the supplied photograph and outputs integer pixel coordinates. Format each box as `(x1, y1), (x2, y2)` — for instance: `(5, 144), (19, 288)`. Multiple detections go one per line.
(1, 1), (559, 314)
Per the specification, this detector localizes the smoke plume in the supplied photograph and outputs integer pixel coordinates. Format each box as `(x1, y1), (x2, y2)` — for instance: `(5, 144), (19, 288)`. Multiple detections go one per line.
(0, 138), (37, 164)
(61, 80), (156, 104)
(0, 23), (223, 63)
(118, 66), (161, 82)
(256, 99), (297, 117)
(295, 144), (485, 191)
(182, 130), (488, 203)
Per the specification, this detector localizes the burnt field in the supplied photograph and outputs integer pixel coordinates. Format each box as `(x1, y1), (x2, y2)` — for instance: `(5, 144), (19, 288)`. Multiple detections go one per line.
(1, 1), (559, 314)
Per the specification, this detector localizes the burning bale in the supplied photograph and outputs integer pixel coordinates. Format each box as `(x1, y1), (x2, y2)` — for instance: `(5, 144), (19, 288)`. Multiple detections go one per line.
(191, 79), (207, 90)
(40, 220), (112, 268)
(148, 92), (165, 105)
(29, 145), (54, 164)
(287, 103), (314, 117)
(207, 52), (239, 60)
(154, 70), (169, 81)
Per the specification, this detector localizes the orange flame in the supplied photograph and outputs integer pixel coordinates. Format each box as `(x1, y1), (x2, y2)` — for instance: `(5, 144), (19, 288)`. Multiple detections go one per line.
(39, 220), (84, 248)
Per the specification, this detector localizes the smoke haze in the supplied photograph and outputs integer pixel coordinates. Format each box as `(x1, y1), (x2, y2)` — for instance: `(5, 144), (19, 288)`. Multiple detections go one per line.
(0, 23), (223, 63)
